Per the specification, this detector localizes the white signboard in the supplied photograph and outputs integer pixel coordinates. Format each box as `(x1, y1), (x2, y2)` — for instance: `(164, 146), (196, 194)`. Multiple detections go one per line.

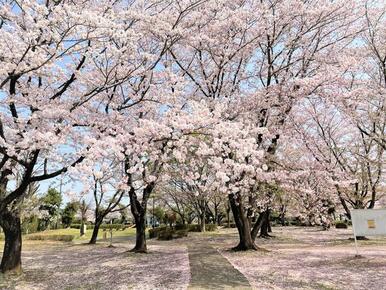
(351, 209), (386, 256)
(351, 209), (386, 236)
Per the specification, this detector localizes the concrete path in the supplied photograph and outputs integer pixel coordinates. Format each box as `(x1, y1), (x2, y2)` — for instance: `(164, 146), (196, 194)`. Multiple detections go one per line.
(187, 243), (251, 289)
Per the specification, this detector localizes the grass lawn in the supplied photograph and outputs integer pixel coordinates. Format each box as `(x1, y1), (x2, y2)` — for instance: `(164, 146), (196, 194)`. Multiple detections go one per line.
(0, 227), (139, 250)
(32, 227), (138, 241)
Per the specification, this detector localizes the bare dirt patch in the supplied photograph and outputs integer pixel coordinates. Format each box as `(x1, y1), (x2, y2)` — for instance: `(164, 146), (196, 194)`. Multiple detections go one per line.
(220, 227), (386, 290)
(0, 241), (190, 290)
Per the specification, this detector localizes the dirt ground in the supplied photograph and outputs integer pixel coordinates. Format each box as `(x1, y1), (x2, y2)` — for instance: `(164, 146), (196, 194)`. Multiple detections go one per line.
(1, 226), (386, 290)
(0, 241), (190, 290)
(218, 227), (386, 290)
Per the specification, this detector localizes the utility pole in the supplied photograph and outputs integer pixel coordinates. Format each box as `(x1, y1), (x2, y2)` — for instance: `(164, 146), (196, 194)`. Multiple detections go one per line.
(152, 195), (155, 228)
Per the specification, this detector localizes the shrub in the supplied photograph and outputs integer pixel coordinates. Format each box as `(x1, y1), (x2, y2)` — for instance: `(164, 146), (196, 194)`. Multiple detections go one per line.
(25, 234), (75, 242)
(70, 224), (81, 229)
(101, 224), (128, 231)
(222, 222), (236, 228)
(157, 228), (188, 240)
(174, 224), (217, 232)
(149, 226), (167, 239)
(75, 223), (90, 229)
(175, 229), (188, 238)
(188, 224), (201, 232)
(205, 224), (217, 232)
(148, 228), (156, 239)
(289, 220), (302, 226)
(149, 226), (188, 240)
(174, 224), (188, 231)
(335, 222), (348, 229)
(21, 215), (39, 234)
(158, 228), (173, 240)
(70, 223), (128, 230)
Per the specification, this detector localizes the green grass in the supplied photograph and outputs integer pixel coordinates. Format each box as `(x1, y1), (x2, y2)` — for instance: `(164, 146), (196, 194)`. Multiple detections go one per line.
(35, 227), (137, 241)
(0, 227), (138, 244)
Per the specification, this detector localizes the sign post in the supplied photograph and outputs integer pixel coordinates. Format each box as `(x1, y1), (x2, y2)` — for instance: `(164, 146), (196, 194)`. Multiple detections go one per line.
(351, 209), (386, 256)
(351, 219), (359, 256)
(109, 219), (113, 247)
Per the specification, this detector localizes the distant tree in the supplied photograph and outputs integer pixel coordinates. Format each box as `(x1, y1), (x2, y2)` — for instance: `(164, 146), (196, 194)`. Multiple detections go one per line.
(78, 199), (90, 237)
(39, 188), (62, 230)
(87, 167), (128, 244)
(152, 206), (165, 226)
(164, 211), (177, 228)
(118, 206), (130, 224)
(61, 202), (79, 228)
(20, 183), (40, 234)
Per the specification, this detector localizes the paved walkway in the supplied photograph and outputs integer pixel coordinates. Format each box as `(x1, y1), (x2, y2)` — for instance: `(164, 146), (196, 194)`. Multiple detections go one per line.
(187, 243), (251, 289)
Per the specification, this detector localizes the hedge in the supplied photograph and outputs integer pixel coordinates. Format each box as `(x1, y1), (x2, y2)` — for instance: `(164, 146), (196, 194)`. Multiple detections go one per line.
(149, 227), (188, 240)
(25, 234), (75, 242)
(222, 223), (237, 228)
(335, 221), (348, 229)
(174, 224), (217, 232)
(149, 224), (217, 239)
(70, 224), (129, 231)
(149, 226), (166, 239)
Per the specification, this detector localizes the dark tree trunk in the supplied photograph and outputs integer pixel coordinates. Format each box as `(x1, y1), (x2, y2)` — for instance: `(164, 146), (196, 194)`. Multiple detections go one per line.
(226, 202), (231, 228)
(125, 170), (155, 253)
(0, 209), (22, 274)
(251, 212), (265, 240)
(132, 212), (147, 253)
(259, 209), (272, 238)
(80, 219), (86, 236)
(89, 219), (102, 244)
(268, 219), (272, 233)
(200, 211), (206, 232)
(335, 185), (351, 219)
(128, 185), (151, 253)
(279, 205), (286, 226)
(280, 214), (285, 226)
(214, 205), (219, 226)
(228, 194), (258, 251)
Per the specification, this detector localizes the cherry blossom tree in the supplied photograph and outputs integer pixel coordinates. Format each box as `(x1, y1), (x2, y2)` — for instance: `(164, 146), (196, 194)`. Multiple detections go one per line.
(0, 0), (174, 272)
(350, 1), (386, 150)
(166, 0), (362, 250)
(0, 2), (381, 277)
(84, 160), (128, 244)
(290, 94), (384, 219)
(159, 182), (196, 225)
(119, 100), (220, 252)
(167, 147), (218, 232)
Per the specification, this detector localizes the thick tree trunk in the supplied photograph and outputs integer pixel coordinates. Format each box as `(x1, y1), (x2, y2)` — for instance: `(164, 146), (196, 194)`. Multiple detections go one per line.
(251, 212), (265, 241)
(335, 186), (351, 219)
(0, 210), (22, 274)
(131, 213), (147, 253)
(127, 180), (155, 253)
(228, 194), (258, 251)
(89, 219), (102, 244)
